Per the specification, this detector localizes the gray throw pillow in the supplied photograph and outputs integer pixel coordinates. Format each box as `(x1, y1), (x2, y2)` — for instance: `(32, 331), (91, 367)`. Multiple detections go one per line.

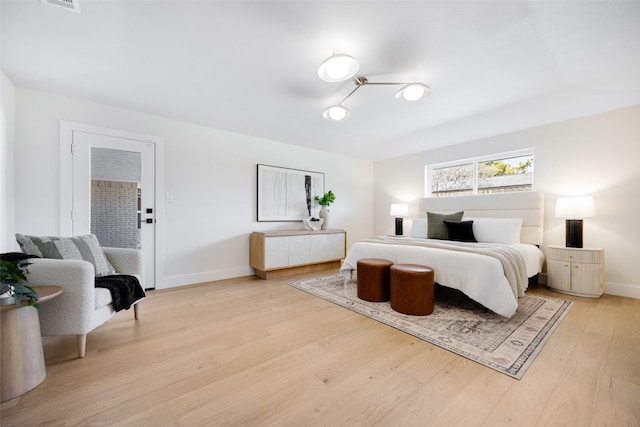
(16, 233), (116, 277)
(427, 211), (464, 239)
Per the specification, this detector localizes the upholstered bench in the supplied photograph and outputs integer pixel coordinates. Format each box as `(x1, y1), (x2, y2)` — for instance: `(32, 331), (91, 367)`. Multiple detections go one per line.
(357, 258), (393, 302)
(390, 264), (435, 315)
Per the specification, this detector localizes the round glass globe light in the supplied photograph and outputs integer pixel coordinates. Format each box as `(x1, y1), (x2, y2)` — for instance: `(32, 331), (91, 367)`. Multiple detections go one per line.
(397, 83), (431, 101)
(329, 106), (346, 120)
(322, 105), (350, 121)
(318, 54), (359, 82)
(326, 58), (352, 80)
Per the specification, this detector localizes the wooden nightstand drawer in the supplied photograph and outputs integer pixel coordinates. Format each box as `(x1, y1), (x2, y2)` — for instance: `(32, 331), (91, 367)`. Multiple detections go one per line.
(547, 245), (604, 298)
(547, 247), (602, 264)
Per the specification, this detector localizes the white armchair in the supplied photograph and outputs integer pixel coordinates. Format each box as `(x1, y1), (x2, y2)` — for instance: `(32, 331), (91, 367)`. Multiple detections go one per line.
(26, 247), (144, 358)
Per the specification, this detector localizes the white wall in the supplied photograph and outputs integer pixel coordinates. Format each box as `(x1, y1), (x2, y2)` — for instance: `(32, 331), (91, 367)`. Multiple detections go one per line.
(0, 71), (16, 252)
(374, 105), (640, 298)
(9, 83), (639, 297)
(12, 87), (374, 288)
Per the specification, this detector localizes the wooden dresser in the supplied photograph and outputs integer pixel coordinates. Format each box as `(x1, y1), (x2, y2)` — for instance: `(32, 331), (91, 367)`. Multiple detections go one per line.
(250, 229), (346, 279)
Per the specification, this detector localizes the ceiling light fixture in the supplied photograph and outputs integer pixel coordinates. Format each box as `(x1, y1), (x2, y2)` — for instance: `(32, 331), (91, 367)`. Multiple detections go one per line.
(396, 83), (432, 101)
(317, 53), (360, 82)
(318, 54), (431, 121)
(322, 105), (351, 121)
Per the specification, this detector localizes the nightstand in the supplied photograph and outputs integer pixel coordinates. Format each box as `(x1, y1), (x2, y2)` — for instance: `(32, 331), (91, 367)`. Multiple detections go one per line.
(546, 245), (604, 298)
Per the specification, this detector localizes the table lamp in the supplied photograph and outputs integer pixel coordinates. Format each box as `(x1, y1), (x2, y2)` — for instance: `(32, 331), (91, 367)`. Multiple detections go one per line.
(555, 196), (594, 248)
(390, 204), (408, 236)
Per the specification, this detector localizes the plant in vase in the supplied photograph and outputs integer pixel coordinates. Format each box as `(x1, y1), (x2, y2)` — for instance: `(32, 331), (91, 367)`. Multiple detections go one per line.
(314, 190), (336, 230)
(0, 258), (39, 308)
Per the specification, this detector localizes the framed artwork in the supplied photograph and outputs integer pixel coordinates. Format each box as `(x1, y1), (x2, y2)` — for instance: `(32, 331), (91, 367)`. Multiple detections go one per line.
(257, 164), (325, 221)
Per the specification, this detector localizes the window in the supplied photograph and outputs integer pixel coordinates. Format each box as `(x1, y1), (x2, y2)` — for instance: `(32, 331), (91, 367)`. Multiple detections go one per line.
(426, 150), (534, 197)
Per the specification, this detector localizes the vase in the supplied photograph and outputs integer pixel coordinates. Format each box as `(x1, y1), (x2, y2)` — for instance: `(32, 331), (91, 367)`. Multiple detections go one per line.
(319, 206), (329, 230)
(0, 284), (16, 306)
(303, 218), (324, 231)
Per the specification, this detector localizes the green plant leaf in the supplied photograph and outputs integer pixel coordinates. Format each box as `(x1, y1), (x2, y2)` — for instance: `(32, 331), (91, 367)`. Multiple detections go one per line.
(314, 190), (336, 206)
(12, 283), (38, 300)
(0, 259), (38, 308)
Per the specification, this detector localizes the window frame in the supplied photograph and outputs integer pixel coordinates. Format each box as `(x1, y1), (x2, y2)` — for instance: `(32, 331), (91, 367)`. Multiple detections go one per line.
(425, 148), (535, 197)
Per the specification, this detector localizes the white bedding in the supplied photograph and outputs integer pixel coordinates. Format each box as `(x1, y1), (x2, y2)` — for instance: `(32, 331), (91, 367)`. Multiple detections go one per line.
(340, 237), (544, 318)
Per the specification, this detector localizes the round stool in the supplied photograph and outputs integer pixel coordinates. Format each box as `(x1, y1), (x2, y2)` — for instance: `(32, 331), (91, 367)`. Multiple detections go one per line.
(357, 258), (393, 302)
(390, 264), (435, 315)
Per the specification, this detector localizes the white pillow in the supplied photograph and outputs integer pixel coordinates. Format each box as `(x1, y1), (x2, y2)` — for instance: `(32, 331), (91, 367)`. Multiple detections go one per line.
(409, 218), (427, 238)
(463, 217), (523, 244)
(16, 233), (116, 276)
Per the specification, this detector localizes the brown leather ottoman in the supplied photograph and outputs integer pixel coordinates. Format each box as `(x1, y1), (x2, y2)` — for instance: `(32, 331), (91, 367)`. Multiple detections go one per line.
(390, 264), (435, 315)
(357, 258), (393, 302)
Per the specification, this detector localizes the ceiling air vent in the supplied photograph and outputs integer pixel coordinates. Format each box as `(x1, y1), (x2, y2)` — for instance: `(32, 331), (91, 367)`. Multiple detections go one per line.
(41, 0), (81, 13)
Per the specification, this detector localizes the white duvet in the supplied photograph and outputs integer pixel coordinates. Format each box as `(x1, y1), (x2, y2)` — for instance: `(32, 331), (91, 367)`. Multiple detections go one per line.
(340, 238), (544, 318)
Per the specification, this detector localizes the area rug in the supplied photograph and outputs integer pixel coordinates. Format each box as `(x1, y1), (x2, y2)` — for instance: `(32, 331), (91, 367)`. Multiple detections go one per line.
(286, 274), (572, 379)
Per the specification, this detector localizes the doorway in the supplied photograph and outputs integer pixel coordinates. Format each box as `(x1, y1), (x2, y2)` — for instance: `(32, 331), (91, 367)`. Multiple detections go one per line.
(60, 122), (164, 289)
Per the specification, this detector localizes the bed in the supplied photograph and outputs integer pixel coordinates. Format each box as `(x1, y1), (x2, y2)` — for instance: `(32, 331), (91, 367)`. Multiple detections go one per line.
(340, 192), (545, 318)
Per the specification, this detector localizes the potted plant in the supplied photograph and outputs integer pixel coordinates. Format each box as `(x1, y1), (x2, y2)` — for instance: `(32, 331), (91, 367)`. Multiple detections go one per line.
(0, 259), (39, 308)
(314, 190), (336, 230)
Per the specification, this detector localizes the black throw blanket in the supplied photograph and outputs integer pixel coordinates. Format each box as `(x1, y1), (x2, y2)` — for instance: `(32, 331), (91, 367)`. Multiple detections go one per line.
(95, 275), (145, 312)
(0, 252), (39, 261)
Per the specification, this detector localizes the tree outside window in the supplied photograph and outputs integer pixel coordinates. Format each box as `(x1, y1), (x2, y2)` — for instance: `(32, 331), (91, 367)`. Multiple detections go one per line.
(427, 151), (534, 197)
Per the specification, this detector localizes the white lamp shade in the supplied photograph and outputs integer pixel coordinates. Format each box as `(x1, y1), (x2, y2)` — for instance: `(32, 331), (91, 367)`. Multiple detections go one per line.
(317, 54), (360, 82)
(396, 83), (432, 101)
(322, 105), (351, 121)
(390, 203), (409, 217)
(555, 196), (595, 218)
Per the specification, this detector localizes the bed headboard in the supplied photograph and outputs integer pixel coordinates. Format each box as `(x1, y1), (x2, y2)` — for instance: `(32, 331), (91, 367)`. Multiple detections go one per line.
(417, 192), (544, 245)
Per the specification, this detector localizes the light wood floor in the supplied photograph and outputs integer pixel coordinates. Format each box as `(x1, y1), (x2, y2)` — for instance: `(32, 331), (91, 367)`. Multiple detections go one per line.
(2, 269), (639, 426)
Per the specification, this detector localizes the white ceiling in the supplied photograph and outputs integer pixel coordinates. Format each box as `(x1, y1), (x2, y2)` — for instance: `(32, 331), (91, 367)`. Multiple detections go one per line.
(2, 1), (640, 161)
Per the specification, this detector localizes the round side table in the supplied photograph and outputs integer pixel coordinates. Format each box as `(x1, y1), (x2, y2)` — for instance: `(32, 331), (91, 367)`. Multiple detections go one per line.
(1, 286), (62, 403)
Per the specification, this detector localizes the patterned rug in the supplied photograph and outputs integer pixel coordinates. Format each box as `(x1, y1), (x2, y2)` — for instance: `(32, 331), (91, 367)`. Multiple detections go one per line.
(286, 274), (572, 379)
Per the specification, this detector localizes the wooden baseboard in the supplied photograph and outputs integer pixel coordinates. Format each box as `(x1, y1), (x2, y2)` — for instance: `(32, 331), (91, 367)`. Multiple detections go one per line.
(255, 261), (342, 280)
